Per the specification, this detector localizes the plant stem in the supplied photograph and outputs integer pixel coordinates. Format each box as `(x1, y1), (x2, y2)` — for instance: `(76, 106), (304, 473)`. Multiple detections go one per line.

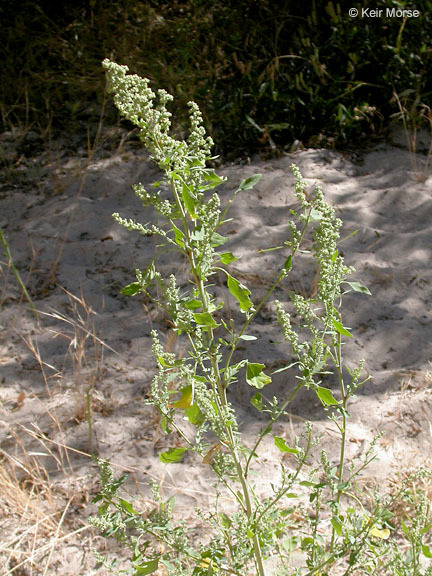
(330, 330), (348, 551)
(245, 382), (302, 477)
(0, 227), (38, 320)
(169, 175), (267, 575)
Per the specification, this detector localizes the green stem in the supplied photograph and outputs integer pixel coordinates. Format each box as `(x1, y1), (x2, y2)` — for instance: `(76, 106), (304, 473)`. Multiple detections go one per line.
(208, 338), (267, 576)
(169, 177), (266, 575)
(254, 427), (312, 526)
(330, 330), (348, 551)
(245, 382), (302, 477)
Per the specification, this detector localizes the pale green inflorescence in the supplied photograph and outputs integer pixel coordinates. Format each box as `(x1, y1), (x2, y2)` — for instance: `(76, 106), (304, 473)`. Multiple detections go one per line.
(94, 61), (398, 576)
(275, 165), (355, 388)
(104, 59), (223, 283)
(102, 59), (213, 172)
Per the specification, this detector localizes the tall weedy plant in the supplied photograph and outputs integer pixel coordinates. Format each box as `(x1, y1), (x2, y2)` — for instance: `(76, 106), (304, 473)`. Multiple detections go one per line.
(91, 60), (414, 576)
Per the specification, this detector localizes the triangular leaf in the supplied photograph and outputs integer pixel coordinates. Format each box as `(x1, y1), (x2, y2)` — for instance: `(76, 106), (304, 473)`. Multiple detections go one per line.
(238, 174), (262, 191)
(193, 312), (219, 328)
(119, 498), (139, 515)
(274, 436), (299, 454)
(185, 403), (205, 426)
(283, 255), (292, 272)
(159, 447), (186, 464)
(121, 282), (143, 296)
(315, 386), (340, 406)
(220, 251), (238, 265)
(226, 274), (253, 312)
(246, 362), (272, 389)
(344, 281), (371, 295)
(331, 517), (343, 536)
(422, 544), (432, 558)
(201, 169), (226, 189)
(331, 318), (353, 338)
(185, 298), (202, 310)
(157, 355), (183, 368)
(171, 222), (185, 249)
(211, 232), (228, 247)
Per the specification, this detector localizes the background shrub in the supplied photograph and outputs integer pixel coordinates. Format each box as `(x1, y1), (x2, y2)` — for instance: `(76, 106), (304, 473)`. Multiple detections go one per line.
(1, 0), (430, 156)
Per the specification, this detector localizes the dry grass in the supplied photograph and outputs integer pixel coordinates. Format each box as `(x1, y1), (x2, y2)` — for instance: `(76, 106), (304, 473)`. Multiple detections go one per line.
(0, 265), (107, 573)
(0, 433), (92, 576)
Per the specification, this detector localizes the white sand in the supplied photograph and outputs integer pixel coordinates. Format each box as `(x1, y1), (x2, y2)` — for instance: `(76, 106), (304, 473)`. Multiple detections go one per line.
(1, 128), (431, 573)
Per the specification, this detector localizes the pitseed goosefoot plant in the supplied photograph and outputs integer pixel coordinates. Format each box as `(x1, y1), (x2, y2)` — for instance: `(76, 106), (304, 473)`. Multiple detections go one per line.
(90, 60), (432, 576)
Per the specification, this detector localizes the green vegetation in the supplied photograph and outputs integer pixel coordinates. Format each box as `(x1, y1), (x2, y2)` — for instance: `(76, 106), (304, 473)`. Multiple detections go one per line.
(1, 1), (431, 156)
(90, 60), (432, 576)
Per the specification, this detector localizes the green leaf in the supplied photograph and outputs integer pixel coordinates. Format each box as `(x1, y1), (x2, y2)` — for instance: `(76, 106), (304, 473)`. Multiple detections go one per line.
(420, 521), (432, 535)
(246, 115), (264, 133)
(315, 385), (340, 406)
(181, 182), (196, 218)
(211, 232), (228, 247)
(238, 174), (262, 191)
(422, 544), (432, 558)
(300, 480), (316, 488)
(400, 518), (410, 536)
(171, 222), (185, 249)
(134, 558), (159, 575)
(250, 392), (263, 412)
(201, 169), (226, 189)
(119, 498), (139, 515)
(172, 385), (193, 409)
(344, 281), (371, 295)
(159, 447), (186, 464)
(283, 255), (292, 272)
(185, 299), (202, 310)
(331, 318), (353, 338)
(120, 282), (143, 296)
(220, 513), (232, 528)
(272, 361), (298, 374)
(193, 312), (219, 328)
(257, 245), (283, 253)
(220, 251), (238, 265)
(157, 355), (183, 368)
(185, 403), (205, 426)
(274, 436), (299, 454)
(246, 362), (272, 389)
(160, 416), (171, 434)
(239, 334), (257, 341)
(331, 516), (343, 536)
(226, 273), (253, 312)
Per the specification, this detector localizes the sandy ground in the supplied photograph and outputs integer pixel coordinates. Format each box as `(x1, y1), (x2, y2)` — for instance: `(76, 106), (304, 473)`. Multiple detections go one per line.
(0, 127), (431, 574)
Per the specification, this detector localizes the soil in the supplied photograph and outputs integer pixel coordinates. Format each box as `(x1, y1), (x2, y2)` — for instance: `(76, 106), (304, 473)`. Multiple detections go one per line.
(0, 126), (431, 574)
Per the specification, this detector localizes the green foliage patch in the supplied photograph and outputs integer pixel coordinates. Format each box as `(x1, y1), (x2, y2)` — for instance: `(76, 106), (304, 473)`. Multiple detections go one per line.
(1, 1), (431, 156)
